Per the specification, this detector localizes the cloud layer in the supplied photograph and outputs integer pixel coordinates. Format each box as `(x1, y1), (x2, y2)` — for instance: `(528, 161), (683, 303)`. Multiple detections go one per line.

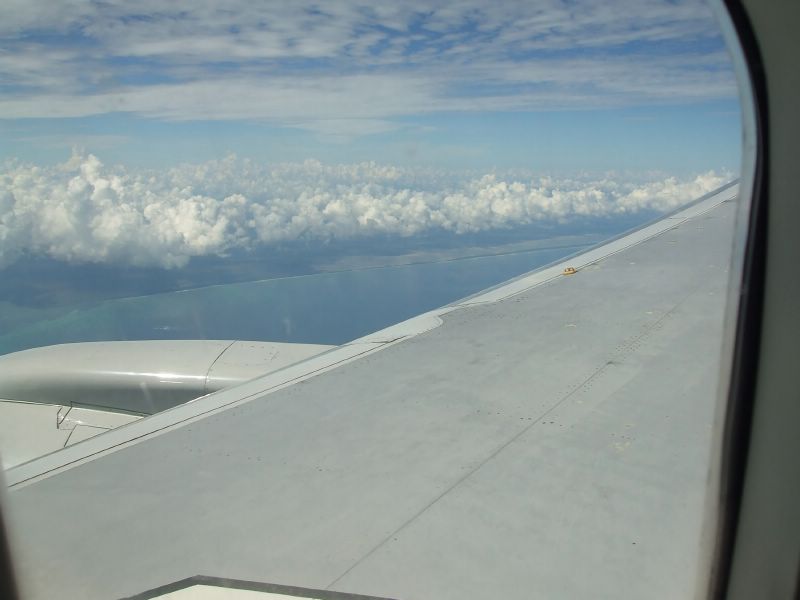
(0, 153), (730, 269)
(0, 1), (735, 131)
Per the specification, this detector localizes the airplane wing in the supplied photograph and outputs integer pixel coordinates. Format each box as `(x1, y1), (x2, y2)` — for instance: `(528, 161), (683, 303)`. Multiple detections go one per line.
(2, 182), (739, 599)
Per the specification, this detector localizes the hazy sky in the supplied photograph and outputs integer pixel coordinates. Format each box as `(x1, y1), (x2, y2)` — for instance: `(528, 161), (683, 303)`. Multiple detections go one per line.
(0, 0), (740, 172)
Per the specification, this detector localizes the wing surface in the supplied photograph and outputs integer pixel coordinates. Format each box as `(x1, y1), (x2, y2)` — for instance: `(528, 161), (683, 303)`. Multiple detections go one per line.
(3, 183), (739, 599)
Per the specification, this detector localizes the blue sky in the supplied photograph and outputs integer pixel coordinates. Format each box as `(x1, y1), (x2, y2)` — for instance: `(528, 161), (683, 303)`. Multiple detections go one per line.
(0, 0), (740, 173)
(0, 0), (742, 272)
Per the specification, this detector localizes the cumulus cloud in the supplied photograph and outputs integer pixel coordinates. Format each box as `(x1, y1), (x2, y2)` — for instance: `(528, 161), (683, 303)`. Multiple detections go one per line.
(0, 152), (731, 269)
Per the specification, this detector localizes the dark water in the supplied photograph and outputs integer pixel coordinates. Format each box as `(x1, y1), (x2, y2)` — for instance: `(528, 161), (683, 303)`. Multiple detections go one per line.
(0, 243), (589, 355)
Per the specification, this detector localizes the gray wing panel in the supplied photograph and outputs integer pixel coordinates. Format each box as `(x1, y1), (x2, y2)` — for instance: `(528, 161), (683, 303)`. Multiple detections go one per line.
(4, 190), (737, 600)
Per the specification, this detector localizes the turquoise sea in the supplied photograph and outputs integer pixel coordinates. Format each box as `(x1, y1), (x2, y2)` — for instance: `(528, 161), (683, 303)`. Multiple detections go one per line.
(0, 242), (591, 355)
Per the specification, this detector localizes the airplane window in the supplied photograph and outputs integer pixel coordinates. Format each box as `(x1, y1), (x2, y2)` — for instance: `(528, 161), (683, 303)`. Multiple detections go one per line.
(0, 1), (751, 599)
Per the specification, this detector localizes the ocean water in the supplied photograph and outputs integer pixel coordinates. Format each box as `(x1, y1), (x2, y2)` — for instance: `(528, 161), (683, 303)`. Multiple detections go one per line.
(0, 243), (589, 355)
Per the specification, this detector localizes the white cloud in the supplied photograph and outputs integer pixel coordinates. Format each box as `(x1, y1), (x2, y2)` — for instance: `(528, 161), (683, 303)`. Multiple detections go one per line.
(0, 0), (736, 128)
(0, 152), (731, 269)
